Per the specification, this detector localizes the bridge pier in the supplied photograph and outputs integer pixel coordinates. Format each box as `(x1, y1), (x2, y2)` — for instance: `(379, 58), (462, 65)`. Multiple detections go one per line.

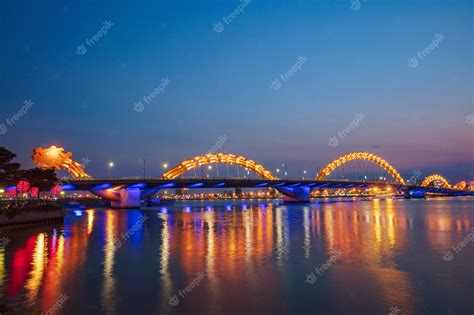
(111, 189), (142, 208)
(278, 187), (312, 203)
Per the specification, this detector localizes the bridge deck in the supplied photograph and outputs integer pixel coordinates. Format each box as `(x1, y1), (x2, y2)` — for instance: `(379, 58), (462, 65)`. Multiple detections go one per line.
(61, 178), (472, 195)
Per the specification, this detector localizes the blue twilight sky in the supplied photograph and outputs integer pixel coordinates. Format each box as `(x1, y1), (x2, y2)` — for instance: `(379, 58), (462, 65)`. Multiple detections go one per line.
(0, 0), (472, 181)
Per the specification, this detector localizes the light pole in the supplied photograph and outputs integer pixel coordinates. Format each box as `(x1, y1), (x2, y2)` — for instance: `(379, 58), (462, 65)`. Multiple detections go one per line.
(162, 162), (168, 178)
(143, 158), (146, 180)
(108, 162), (114, 178)
(282, 164), (288, 179)
(303, 170), (307, 180)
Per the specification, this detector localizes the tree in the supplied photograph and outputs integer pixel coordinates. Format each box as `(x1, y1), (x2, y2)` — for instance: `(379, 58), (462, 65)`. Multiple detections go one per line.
(0, 147), (22, 186)
(22, 168), (58, 199)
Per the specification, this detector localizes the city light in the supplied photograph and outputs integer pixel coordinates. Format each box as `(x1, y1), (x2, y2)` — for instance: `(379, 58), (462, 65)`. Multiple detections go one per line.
(108, 161), (115, 178)
(163, 163), (169, 169)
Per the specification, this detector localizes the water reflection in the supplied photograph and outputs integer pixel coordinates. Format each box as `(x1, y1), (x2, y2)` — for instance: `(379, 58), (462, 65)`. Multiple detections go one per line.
(0, 198), (472, 314)
(102, 210), (118, 314)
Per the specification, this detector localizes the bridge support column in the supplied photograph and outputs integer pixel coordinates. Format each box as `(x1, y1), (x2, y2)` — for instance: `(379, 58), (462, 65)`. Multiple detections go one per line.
(111, 189), (142, 208)
(278, 187), (312, 203)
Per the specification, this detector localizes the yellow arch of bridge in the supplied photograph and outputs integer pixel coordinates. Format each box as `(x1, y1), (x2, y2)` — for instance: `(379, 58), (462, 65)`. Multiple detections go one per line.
(316, 152), (406, 185)
(420, 174), (468, 190)
(162, 153), (278, 180)
(421, 174), (450, 188)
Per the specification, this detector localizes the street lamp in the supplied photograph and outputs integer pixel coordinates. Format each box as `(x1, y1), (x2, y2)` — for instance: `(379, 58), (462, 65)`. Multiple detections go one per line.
(108, 162), (114, 178)
(303, 170), (307, 180)
(163, 163), (169, 169)
(282, 164), (288, 179)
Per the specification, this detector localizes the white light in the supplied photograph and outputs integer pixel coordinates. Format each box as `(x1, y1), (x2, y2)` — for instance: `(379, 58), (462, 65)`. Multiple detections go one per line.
(108, 162), (114, 167)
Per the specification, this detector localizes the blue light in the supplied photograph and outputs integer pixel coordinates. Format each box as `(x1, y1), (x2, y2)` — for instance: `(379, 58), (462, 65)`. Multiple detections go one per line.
(188, 183), (204, 188)
(159, 183), (176, 188)
(90, 183), (113, 190)
(289, 183), (302, 187)
(214, 182), (226, 187)
(61, 184), (76, 191)
(206, 206), (213, 212)
(184, 207), (192, 213)
(73, 210), (83, 217)
(128, 183), (147, 189)
(160, 207), (169, 213)
(242, 204), (248, 210)
(226, 205), (232, 211)
(255, 183), (269, 187)
(273, 182), (287, 187)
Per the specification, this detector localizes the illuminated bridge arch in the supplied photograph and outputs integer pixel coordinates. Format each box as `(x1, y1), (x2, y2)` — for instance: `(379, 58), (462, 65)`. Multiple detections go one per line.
(453, 181), (467, 190)
(162, 153), (278, 180)
(421, 174), (467, 190)
(316, 152), (406, 185)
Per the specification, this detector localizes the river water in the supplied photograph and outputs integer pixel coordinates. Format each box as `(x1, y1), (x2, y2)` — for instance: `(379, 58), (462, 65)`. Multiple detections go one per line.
(0, 197), (473, 314)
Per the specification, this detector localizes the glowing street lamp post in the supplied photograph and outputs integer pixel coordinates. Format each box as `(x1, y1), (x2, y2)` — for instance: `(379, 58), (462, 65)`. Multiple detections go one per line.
(282, 164), (288, 179)
(108, 162), (114, 178)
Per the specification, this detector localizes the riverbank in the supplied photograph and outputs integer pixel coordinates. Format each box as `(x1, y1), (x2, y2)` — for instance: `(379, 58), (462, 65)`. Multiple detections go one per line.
(0, 203), (64, 227)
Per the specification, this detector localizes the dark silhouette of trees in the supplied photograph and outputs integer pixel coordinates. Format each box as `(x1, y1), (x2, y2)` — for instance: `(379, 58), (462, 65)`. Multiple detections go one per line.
(0, 147), (22, 186)
(1, 147), (58, 199)
(22, 168), (58, 198)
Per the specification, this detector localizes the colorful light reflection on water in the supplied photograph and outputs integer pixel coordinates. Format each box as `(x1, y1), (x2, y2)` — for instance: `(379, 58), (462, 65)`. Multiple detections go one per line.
(0, 198), (473, 314)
